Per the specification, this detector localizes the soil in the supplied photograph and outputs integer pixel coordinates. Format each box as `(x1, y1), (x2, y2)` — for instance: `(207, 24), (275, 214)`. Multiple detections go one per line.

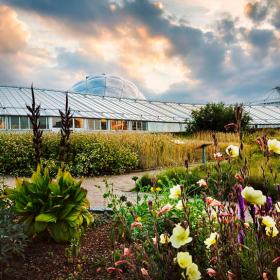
(2, 216), (116, 280)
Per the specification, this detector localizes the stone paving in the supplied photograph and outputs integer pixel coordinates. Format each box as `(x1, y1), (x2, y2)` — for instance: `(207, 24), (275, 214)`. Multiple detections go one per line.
(4, 169), (161, 208)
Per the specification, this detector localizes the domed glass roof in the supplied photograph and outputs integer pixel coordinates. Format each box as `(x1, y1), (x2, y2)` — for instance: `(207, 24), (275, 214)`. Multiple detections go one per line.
(71, 74), (146, 99)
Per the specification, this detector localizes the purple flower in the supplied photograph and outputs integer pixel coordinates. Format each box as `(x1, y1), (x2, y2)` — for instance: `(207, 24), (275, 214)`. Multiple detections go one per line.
(237, 229), (245, 245)
(265, 196), (273, 212)
(236, 184), (245, 222)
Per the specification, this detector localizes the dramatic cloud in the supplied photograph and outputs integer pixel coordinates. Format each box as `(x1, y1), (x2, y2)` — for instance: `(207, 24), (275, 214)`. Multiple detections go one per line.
(0, 0), (279, 103)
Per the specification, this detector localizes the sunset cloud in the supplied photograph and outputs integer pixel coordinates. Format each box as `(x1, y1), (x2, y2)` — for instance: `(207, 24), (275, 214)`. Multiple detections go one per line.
(0, 0), (279, 103)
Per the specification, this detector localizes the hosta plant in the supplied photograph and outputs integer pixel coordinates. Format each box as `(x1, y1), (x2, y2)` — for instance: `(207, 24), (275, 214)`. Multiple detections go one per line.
(8, 166), (92, 242)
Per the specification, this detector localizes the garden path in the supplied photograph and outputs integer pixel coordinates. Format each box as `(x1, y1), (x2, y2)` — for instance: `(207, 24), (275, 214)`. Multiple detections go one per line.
(4, 169), (161, 208)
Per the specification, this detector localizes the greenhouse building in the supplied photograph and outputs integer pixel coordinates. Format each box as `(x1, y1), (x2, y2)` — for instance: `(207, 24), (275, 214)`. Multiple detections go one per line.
(0, 74), (280, 132)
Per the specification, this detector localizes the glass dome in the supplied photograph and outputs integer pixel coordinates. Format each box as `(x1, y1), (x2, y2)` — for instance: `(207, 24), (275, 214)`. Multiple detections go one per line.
(71, 74), (146, 99)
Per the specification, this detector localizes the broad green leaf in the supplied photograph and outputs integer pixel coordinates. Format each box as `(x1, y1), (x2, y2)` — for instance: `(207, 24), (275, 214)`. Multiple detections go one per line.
(35, 213), (57, 223)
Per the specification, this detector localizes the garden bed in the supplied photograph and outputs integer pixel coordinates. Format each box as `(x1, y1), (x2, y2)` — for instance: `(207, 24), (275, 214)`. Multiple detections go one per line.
(2, 217), (114, 280)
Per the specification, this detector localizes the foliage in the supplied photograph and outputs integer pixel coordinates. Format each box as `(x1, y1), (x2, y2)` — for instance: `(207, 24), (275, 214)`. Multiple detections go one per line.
(0, 179), (27, 266)
(8, 166), (93, 242)
(106, 132), (280, 279)
(0, 132), (235, 176)
(187, 103), (251, 133)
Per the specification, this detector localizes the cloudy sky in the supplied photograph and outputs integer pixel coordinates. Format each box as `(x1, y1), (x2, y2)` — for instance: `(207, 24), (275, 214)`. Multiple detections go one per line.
(0, 0), (279, 103)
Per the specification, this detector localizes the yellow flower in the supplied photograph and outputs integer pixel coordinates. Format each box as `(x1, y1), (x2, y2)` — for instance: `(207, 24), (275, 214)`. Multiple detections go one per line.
(204, 232), (219, 249)
(241, 186), (266, 205)
(169, 224), (192, 248)
(156, 187), (161, 192)
(225, 145), (239, 158)
(176, 252), (192, 269)
(169, 184), (181, 199)
(265, 226), (279, 237)
(150, 187), (155, 192)
(262, 216), (276, 228)
(277, 267), (280, 280)
(176, 200), (183, 210)
(186, 263), (201, 280)
(268, 139), (280, 154)
(159, 233), (169, 244)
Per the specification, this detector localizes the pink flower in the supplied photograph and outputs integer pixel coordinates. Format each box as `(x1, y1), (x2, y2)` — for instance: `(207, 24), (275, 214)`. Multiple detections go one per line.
(214, 152), (223, 160)
(272, 256), (280, 264)
(207, 268), (217, 277)
(107, 267), (123, 274)
(228, 271), (234, 280)
(141, 267), (149, 276)
(157, 203), (173, 216)
(130, 221), (142, 230)
(123, 247), (132, 257)
(206, 197), (224, 208)
(235, 173), (244, 183)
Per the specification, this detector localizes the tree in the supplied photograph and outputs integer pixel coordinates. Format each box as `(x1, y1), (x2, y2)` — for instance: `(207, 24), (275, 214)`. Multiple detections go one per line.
(186, 103), (251, 132)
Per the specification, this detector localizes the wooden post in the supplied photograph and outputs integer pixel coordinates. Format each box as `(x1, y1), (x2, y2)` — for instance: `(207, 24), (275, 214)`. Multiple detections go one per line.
(197, 143), (212, 165)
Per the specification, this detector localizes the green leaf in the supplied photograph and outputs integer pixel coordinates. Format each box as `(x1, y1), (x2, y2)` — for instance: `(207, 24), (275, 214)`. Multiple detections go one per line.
(35, 213), (57, 223)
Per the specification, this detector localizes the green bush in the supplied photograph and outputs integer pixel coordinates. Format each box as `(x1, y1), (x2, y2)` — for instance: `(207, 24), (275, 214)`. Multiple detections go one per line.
(187, 103), (251, 133)
(8, 166), (93, 242)
(0, 179), (27, 265)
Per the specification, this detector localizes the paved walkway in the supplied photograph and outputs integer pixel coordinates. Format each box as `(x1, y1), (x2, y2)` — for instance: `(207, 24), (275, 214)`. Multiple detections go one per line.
(4, 169), (161, 208)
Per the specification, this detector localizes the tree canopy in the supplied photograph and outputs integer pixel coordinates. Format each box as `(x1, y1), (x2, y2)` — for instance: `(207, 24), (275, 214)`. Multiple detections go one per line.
(186, 103), (251, 132)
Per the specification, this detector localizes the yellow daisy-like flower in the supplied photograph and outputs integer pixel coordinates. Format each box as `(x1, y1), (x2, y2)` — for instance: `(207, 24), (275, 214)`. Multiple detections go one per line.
(265, 226), (279, 237)
(159, 233), (169, 244)
(186, 263), (201, 280)
(204, 232), (219, 249)
(268, 139), (280, 154)
(169, 184), (181, 199)
(169, 224), (192, 249)
(225, 145), (239, 158)
(277, 266), (280, 280)
(262, 216), (276, 228)
(155, 187), (161, 192)
(176, 252), (192, 269)
(241, 186), (266, 205)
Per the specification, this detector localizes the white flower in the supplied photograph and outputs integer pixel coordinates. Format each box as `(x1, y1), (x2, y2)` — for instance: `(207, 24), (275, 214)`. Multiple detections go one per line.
(262, 216), (276, 228)
(275, 202), (280, 213)
(268, 139), (280, 154)
(176, 200), (183, 210)
(176, 251), (192, 269)
(197, 179), (207, 188)
(186, 263), (201, 280)
(169, 224), (192, 249)
(241, 186), (266, 205)
(225, 145), (239, 158)
(159, 233), (169, 244)
(204, 232), (219, 249)
(169, 184), (181, 199)
(277, 266), (280, 280)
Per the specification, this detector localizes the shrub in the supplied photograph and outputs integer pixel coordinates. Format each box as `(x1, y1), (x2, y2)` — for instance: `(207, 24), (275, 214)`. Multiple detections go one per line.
(187, 103), (251, 133)
(8, 166), (93, 242)
(0, 179), (27, 266)
(0, 132), (237, 176)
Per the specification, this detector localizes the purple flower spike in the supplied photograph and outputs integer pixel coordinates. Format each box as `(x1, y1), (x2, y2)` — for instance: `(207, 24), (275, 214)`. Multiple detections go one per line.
(265, 196), (273, 213)
(238, 229), (245, 245)
(236, 184), (245, 222)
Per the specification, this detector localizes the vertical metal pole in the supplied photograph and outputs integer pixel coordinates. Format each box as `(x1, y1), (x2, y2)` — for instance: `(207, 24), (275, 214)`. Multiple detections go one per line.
(202, 145), (207, 165)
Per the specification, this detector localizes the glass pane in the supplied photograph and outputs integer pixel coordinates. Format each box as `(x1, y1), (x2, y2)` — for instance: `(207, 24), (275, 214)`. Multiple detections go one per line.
(88, 119), (94, 130)
(101, 119), (107, 130)
(52, 117), (61, 128)
(39, 117), (48, 129)
(137, 121), (142, 130)
(20, 116), (29, 129)
(95, 119), (101, 130)
(0, 117), (5, 129)
(142, 122), (148, 131)
(123, 121), (128, 130)
(74, 118), (84, 129)
(10, 116), (19, 129)
(132, 121), (137, 130)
